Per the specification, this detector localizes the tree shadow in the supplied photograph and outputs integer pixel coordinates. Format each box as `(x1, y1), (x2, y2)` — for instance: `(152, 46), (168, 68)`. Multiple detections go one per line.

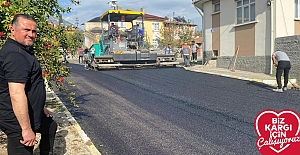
(53, 91), (94, 120)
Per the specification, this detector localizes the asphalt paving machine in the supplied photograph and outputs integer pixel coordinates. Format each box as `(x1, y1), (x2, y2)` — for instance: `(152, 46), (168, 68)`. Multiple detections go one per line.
(85, 9), (179, 69)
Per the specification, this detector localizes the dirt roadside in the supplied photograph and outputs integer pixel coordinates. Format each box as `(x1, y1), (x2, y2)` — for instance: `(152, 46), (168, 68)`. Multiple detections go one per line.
(0, 90), (101, 155)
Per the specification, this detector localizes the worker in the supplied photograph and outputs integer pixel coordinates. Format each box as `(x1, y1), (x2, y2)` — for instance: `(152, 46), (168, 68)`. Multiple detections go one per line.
(109, 23), (118, 38)
(191, 40), (199, 63)
(181, 42), (191, 67)
(272, 50), (291, 92)
(78, 48), (84, 64)
(163, 44), (172, 55)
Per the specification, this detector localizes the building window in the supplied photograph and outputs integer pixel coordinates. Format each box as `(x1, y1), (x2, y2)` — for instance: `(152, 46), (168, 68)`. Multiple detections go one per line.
(136, 21), (143, 28)
(152, 22), (159, 31)
(236, 0), (255, 24)
(214, 3), (220, 13)
(117, 22), (126, 29)
(296, 0), (299, 18)
(152, 39), (158, 48)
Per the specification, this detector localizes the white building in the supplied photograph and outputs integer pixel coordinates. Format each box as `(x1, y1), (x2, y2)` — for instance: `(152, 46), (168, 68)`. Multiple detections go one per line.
(193, 0), (300, 74)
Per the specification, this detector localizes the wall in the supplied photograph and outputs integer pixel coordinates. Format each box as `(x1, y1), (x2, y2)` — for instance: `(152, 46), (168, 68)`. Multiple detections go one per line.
(275, 0), (294, 37)
(143, 20), (151, 45)
(203, 1), (213, 52)
(219, 0), (235, 57)
(206, 0), (272, 74)
(275, 35), (300, 82)
(84, 22), (108, 32)
(84, 35), (95, 48)
(217, 56), (270, 73)
(255, 0), (271, 57)
(134, 18), (165, 47)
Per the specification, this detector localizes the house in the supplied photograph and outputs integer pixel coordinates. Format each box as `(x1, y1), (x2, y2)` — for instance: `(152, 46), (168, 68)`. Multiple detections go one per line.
(136, 12), (166, 48)
(82, 9), (166, 49)
(83, 17), (107, 48)
(192, 0), (300, 74)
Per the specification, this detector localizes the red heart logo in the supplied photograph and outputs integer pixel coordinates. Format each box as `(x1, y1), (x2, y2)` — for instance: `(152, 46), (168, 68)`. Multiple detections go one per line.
(255, 109), (300, 155)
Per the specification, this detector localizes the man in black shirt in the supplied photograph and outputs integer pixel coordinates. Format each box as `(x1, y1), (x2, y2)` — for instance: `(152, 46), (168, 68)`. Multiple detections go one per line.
(0, 14), (57, 155)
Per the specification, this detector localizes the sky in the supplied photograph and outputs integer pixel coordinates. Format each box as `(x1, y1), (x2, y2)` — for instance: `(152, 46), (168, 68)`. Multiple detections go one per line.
(58, 0), (203, 31)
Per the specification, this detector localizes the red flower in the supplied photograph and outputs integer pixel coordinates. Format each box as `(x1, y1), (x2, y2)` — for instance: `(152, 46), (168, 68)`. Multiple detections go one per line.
(57, 76), (63, 82)
(1, 1), (10, 7)
(0, 32), (5, 38)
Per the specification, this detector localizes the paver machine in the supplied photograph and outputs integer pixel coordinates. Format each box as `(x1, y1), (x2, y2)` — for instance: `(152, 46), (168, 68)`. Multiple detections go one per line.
(86, 9), (179, 69)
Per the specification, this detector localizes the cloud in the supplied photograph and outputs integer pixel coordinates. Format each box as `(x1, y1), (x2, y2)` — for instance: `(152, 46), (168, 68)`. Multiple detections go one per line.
(59, 0), (202, 30)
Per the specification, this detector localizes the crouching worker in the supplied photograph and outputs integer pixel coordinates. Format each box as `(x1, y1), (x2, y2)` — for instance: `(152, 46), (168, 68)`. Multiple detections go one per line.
(272, 50), (291, 92)
(0, 14), (57, 155)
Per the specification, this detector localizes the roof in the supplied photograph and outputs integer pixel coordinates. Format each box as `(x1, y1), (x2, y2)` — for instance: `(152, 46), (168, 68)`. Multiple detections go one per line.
(144, 14), (165, 19)
(86, 17), (101, 23)
(100, 10), (144, 22)
(194, 37), (202, 43)
(164, 21), (197, 26)
(192, 0), (211, 10)
(48, 16), (74, 27)
(85, 12), (165, 24)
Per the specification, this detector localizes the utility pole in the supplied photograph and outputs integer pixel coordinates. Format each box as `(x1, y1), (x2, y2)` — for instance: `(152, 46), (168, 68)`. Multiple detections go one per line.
(75, 17), (80, 53)
(75, 17), (79, 28)
(173, 12), (175, 22)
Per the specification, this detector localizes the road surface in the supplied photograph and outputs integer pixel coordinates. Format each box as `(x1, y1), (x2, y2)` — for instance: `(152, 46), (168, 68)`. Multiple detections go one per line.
(59, 64), (300, 155)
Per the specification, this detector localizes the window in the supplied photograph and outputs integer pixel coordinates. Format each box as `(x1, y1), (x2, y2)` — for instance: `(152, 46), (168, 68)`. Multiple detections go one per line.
(117, 22), (126, 29)
(295, 0), (299, 18)
(236, 0), (255, 24)
(136, 22), (143, 28)
(152, 39), (158, 48)
(152, 22), (159, 31)
(214, 3), (220, 13)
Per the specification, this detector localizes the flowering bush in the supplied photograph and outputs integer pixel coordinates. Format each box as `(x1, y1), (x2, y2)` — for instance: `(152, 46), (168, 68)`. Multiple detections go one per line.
(0, 0), (81, 107)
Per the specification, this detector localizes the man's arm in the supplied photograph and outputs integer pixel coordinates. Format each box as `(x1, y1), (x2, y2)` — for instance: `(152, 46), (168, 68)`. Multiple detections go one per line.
(8, 82), (36, 146)
(272, 54), (277, 64)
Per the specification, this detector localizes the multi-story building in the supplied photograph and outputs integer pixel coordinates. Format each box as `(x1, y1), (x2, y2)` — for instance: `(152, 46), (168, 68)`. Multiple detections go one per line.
(193, 0), (300, 74)
(134, 13), (166, 49)
(83, 9), (166, 49)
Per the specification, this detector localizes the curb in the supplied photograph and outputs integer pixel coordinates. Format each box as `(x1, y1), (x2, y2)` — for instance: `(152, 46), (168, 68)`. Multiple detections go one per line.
(49, 90), (101, 155)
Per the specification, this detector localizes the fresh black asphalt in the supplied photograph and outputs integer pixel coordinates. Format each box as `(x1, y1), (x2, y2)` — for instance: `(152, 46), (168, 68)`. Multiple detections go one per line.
(58, 64), (300, 155)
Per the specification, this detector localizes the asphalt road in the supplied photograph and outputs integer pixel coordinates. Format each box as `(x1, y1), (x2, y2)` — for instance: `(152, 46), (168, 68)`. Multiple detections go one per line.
(60, 63), (300, 155)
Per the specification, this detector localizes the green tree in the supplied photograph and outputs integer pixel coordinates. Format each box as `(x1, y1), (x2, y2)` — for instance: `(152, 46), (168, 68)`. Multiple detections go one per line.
(177, 25), (194, 45)
(157, 22), (195, 49)
(157, 23), (177, 48)
(61, 26), (84, 56)
(0, 0), (80, 107)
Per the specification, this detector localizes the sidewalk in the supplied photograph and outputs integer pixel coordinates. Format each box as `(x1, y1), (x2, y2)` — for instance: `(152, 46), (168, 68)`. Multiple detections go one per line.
(183, 64), (297, 87)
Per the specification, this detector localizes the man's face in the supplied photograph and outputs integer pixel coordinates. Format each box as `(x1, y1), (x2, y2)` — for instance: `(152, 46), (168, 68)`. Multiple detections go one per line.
(11, 17), (37, 46)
